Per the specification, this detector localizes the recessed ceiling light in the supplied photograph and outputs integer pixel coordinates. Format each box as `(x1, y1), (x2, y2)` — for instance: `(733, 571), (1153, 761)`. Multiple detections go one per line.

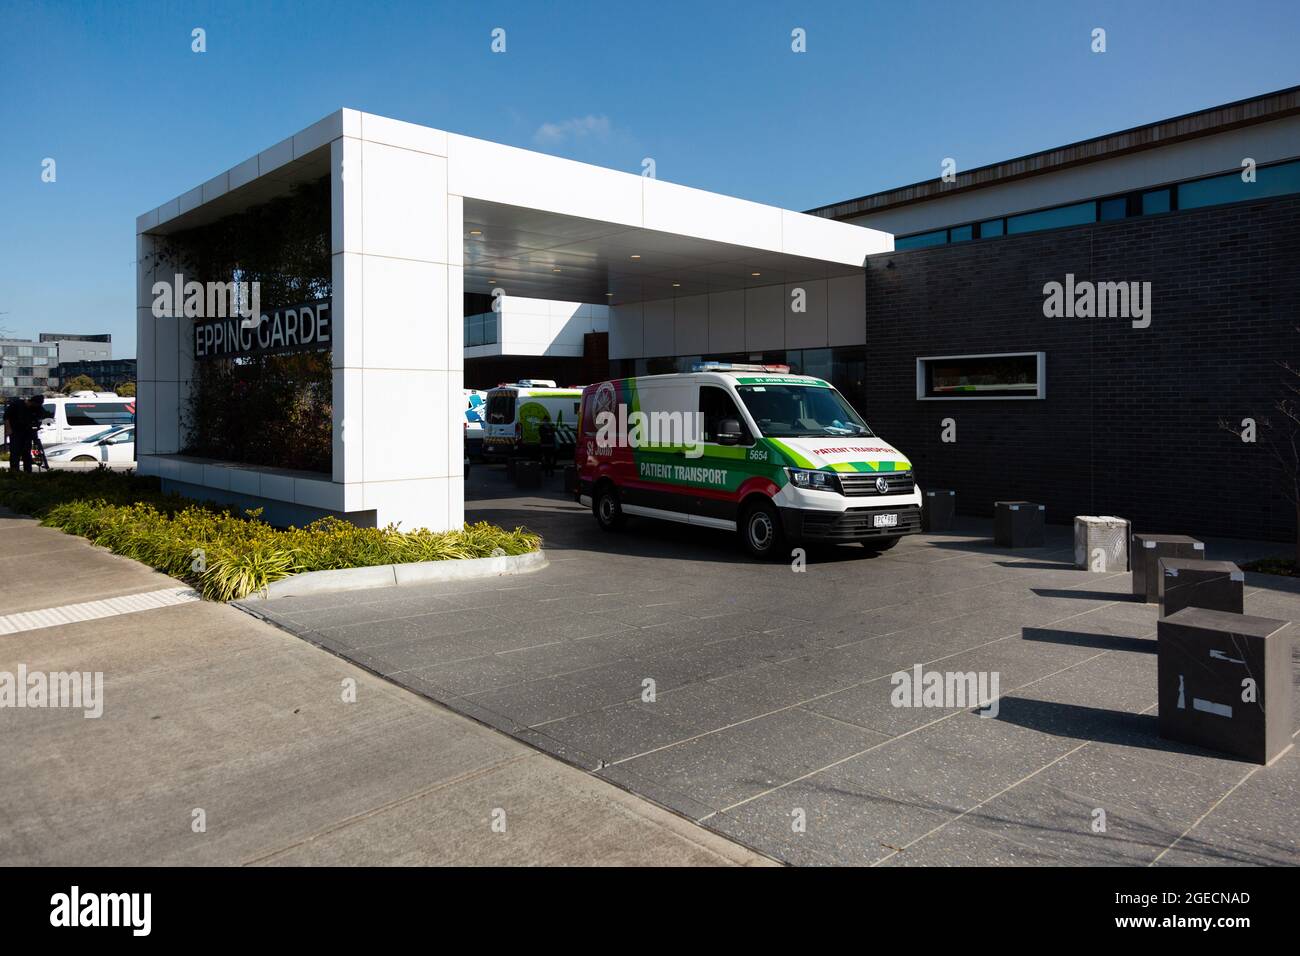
(468, 230), (482, 236)
(552, 267), (562, 272)
(630, 254), (641, 259)
(605, 292), (614, 297)
(672, 282), (681, 287)
(751, 271), (761, 277)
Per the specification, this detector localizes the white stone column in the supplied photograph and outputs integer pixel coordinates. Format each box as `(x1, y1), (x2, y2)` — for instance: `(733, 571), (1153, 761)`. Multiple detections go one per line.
(331, 112), (462, 531)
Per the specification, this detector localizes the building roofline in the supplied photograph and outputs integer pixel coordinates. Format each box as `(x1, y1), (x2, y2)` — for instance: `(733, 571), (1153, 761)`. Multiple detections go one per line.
(806, 85), (1300, 221)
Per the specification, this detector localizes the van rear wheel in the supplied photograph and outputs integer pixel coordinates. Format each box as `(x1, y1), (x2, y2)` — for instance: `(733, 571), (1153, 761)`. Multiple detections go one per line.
(741, 500), (786, 560)
(594, 485), (626, 531)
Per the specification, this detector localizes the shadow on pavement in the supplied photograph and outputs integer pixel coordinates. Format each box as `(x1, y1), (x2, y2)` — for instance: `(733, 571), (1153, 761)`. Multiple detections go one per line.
(1022, 626), (1155, 654)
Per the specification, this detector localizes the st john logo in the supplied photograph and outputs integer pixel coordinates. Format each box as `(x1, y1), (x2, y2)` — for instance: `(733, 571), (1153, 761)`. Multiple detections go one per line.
(49, 886), (151, 936)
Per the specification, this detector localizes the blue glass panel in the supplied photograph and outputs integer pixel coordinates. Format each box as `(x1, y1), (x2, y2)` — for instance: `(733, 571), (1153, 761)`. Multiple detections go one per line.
(1005, 202), (1096, 235)
(1179, 159), (1300, 209)
(1099, 197), (1128, 220)
(895, 230), (948, 250)
(1142, 189), (1171, 214)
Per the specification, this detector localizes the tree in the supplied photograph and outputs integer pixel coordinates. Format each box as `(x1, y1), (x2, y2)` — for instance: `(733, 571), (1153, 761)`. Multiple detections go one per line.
(1221, 330), (1299, 566)
(115, 381), (136, 397)
(61, 374), (99, 394)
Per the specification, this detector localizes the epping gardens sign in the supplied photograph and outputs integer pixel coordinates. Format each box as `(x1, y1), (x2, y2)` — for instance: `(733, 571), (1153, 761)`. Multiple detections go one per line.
(193, 298), (332, 360)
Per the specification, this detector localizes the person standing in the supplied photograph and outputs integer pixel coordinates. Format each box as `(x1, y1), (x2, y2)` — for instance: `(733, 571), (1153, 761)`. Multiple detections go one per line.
(538, 418), (557, 477)
(4, 396), (42, 474)
(2, 398), (19, 471)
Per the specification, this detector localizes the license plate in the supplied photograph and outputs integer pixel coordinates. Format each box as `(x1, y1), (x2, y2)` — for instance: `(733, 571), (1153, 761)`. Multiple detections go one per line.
(873, 513), (898, 528)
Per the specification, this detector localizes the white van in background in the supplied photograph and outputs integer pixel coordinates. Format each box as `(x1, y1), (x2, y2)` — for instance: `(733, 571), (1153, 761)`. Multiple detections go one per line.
(38, 393), (136, 446)
(464, 388), (486, 459)
(482, 381), (583, 461)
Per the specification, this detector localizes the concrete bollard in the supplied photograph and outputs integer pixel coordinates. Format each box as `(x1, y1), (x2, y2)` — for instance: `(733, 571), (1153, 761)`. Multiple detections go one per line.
(923, 490), (956, 532)
(1132, 534), (1204, 603)
(1074, 516), (1130, 571)
(994, 501), (1045, 548)
(1158, 607), (1293, 764)
(515, 459), (542, 490)
(1158, 559), (1244, 618)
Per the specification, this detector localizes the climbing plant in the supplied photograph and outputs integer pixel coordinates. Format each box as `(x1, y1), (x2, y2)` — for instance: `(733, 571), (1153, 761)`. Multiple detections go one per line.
(150, 177), (334, 473)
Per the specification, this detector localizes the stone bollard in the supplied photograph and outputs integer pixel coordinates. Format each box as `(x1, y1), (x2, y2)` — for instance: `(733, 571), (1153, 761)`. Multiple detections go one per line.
(1158, 607), (1293, 764)
(923, 490), (956, 532)
(515, 459), (542, 490)
(1074, 516), (1130, 571)
(1132, 534), (1204, 603)
(994, 501), (1045, 548)
(1158, 559), (1244, 618)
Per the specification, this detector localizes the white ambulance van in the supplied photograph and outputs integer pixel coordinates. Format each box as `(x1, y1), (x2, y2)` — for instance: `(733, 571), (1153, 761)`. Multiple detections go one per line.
(37, 393), (136, 446)
(482, 381), (583, 461)
(576, 363), (921, 559)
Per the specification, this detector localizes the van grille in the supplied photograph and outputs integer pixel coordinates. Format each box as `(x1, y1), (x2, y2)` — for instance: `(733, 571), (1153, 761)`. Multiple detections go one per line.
(838, 471), (914, 497)
(799, 505), (922, 540)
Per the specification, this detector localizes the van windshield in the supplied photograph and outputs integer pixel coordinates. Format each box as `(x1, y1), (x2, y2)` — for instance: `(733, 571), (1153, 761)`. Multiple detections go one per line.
(735, 384), (873, 438)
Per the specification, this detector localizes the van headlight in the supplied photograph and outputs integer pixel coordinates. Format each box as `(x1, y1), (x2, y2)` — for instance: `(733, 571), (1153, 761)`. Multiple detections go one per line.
(786, 467), (841, 493)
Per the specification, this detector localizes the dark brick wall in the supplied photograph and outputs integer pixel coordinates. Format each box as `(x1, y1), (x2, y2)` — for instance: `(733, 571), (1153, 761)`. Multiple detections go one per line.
(862, 195), (1300, 544)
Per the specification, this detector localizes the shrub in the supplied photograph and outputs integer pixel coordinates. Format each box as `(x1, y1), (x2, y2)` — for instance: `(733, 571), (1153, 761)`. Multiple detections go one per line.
(0, 470), (541, 601)
(1242, 557), (1298, 578)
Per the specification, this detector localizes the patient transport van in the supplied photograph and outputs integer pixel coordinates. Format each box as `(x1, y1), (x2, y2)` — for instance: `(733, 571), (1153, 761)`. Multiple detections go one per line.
(576, 363), (921, 558)
(482, 381), (583, 461)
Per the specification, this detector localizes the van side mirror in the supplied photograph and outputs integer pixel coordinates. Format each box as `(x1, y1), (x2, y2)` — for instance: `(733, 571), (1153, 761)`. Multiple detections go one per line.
(716, 418), (744, 445)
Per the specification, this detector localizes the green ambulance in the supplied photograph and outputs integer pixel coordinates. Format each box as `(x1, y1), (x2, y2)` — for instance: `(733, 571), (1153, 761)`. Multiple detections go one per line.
(576, 362), (922, 559)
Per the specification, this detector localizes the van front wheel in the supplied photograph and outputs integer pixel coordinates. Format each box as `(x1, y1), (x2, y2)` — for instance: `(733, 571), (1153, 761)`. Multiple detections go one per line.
(594, 486), (626, 531)
(741, 500), (786, 560)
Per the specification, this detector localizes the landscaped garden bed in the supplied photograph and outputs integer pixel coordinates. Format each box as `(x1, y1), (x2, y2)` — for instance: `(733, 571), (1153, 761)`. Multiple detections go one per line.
(0, 469), (540, 601)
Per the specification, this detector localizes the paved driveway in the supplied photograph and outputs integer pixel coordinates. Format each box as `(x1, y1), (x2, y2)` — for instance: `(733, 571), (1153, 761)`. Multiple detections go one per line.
(241, 467), (1300, 866)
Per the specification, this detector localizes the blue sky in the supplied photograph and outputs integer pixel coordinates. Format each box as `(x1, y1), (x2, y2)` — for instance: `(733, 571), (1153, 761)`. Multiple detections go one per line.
(1, 0), (1296, 358)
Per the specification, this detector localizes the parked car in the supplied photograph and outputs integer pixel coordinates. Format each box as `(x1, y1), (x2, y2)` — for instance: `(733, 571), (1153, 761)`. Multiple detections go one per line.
(41, 425), (136, 464)
(576, 362), (922, 559)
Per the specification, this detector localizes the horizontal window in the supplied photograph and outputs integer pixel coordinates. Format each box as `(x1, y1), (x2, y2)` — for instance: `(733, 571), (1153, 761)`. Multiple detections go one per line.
(1142, 188), (1171, 214)
(1098, 196), (1128, 221)
(63, 402), (134, 426)
(463, 312), (499, 348)
(893, 158), (1300, 250)
(916, 352), (1045, 400)
(1006, 202), (1095, 235)
(1178, 158), (1300, 210)
(895, 229), (948, 250)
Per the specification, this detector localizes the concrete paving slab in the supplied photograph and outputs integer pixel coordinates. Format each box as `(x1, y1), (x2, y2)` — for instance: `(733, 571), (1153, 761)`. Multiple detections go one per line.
(237, 467), (1300, 866)
(0, 518), (769, 867)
